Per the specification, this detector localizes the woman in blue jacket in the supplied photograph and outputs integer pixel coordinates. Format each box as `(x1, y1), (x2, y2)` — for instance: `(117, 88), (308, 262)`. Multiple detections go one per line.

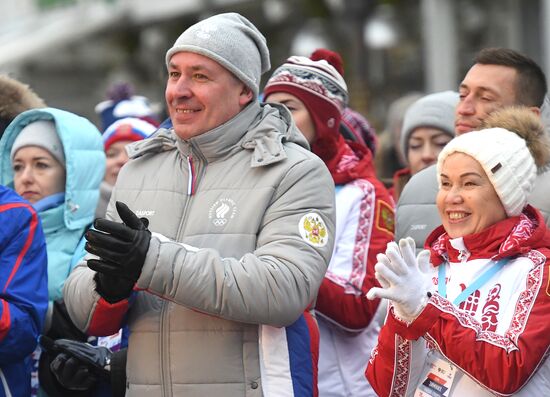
(0, 108), (105, 396)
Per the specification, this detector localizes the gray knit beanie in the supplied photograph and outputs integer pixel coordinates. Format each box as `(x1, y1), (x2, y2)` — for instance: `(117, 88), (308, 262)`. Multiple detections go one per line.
(165, 13), (271, 99)
(11, 120), (65, 166)
(400, 91), (459, 161)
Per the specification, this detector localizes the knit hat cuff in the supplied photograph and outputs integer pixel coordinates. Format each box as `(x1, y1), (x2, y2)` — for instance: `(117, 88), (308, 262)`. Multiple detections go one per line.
(264, 83), (341, 135)
(167, 45), (258, 97)
(264, 81), (341, 114)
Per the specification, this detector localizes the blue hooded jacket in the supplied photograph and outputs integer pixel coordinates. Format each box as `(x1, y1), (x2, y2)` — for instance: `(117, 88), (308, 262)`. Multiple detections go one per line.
(0, 108), (105, 302)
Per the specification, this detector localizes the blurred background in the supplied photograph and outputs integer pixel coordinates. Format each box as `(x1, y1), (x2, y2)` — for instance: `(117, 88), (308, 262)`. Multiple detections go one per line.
(1, 0), (548, 131)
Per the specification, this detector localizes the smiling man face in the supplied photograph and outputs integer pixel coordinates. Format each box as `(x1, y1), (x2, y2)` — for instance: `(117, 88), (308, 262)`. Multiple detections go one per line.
(165, 52), (253, 140)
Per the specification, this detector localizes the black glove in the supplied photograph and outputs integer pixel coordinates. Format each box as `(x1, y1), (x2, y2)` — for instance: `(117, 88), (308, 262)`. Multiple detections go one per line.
(38, 351), (94, 397)
(49, 353), (99, 391)
(86, 201), (151, 302)
(93, 272), (135, 304)
(39, 336), (112, 396)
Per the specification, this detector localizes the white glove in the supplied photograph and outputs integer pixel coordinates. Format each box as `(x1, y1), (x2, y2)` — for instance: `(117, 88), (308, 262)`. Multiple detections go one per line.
(367, 237), (434, 322)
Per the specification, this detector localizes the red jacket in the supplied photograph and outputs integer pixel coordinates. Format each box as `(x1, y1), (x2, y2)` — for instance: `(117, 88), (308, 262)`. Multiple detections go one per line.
(367, 205), (550, 396)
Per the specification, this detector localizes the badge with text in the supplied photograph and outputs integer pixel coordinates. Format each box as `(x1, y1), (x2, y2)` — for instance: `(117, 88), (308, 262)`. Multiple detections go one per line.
(414, 356), (457, 397)
(299, 213), (328, 247)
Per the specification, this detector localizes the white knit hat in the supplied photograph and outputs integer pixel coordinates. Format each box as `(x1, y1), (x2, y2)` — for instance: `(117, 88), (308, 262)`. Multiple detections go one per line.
(11, 120), (65, 166)
(437, 127), (536, 217)
(165, 12), (270, 99)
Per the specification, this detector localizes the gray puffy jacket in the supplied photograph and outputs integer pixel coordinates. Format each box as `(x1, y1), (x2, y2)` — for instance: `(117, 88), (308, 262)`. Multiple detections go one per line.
(64, 102), (336, 397)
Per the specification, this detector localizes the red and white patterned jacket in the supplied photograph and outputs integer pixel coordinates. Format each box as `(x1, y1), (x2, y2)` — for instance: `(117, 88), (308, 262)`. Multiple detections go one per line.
(315, 145), (395, 396)
(366, 205), (550, 396)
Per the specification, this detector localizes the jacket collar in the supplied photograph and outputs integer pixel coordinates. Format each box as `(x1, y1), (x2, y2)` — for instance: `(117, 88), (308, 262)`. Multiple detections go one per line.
(128, 102), (309, 167)
(427, 205), (549, 265)
(184, 100), (261, 162)
(39, 203), (66, 235)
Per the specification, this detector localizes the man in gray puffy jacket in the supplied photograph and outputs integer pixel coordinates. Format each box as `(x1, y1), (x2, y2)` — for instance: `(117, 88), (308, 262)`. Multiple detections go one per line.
(396, 47), (550, 249)
(62, 13), (335, 397)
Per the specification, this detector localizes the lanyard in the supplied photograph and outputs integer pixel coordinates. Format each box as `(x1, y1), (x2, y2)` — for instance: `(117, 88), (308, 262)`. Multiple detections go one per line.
(438, 258), (509, 305)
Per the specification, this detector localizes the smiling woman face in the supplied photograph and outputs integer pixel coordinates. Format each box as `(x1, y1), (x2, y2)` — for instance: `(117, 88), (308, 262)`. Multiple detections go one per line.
(436, 152), (507, 238)
(13, 146), (66, 204)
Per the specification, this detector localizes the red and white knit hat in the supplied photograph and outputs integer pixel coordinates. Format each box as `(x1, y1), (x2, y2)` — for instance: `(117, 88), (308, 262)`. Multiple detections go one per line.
(263, 55), (348, 160)
(102, 117), (157, 152)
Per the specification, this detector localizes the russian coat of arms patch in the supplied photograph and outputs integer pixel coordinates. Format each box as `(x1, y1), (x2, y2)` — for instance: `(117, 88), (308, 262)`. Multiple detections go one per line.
(299, 212), (328, 247)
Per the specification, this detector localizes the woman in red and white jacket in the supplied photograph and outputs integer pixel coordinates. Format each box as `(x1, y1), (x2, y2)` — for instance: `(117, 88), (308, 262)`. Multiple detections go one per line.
(366, 107), (550, 396)
(264, 50), (394, 397)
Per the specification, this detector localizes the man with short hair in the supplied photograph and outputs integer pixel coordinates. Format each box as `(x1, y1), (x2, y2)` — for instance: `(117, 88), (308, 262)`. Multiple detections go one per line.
(396, 47), (550, 247)
(63, 12), (334, 396)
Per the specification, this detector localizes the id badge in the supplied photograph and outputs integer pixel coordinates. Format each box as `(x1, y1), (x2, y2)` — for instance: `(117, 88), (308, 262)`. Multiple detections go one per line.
(414, 353), (457, 397)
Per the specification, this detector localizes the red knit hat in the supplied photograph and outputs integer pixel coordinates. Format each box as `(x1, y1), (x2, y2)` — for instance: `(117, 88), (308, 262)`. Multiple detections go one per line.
(263, 55), (348, 161)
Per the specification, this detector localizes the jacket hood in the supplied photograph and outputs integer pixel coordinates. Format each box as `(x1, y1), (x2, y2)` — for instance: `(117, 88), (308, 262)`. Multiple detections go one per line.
(0, 108), (105, 230)
(127, 101), (309, 167)
(241, 102), (310, 167)
(426, 205), (550, 265)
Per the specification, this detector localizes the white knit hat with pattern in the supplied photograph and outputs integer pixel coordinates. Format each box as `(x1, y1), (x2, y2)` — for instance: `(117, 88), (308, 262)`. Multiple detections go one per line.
(437, 127), (536, 217)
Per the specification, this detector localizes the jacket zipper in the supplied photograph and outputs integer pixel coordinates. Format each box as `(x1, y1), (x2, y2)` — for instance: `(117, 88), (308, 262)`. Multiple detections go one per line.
(161, 143), (207, 395)
(187, 141), (207, 196)
(187, 155), (196, 195)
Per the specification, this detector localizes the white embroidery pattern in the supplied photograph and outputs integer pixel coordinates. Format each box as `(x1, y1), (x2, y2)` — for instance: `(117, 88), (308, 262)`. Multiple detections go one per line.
(430, 260), (543, 354)
(326, 180), (375, 293)
(390, 335), (411, 397)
